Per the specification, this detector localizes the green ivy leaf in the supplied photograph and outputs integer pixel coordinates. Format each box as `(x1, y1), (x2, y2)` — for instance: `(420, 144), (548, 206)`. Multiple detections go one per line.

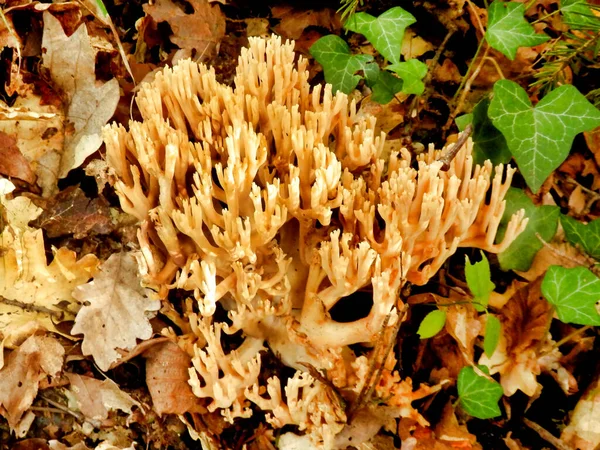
(465, 252), (496, 311)
(561, 215), (600, 260)
(458, 366), (503, 419)
(469, 98), (512, 166)
(310, 35), (375, 94)
(497, 188), (560, 271)
(484, 315), (502, 358)
(489, 80), (600, 193)
(345, 7), (416, 64)
(485, 1), (549, 60)
(456, 113), (474, 131)
(387, 59), (428, 95)
(418, 310), (447, 339)
(370, 70), (404, 104)
(541, 266), (600, 326)
(561, 0), (600, 30)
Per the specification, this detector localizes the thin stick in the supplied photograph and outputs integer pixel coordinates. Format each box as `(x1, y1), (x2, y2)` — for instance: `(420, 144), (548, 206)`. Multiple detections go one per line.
(523, 418), (574, 450)
(438, 124), (474, 170)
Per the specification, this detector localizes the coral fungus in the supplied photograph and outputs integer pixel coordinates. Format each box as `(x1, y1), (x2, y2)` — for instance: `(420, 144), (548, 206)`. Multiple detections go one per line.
(104, 35), (526, 448)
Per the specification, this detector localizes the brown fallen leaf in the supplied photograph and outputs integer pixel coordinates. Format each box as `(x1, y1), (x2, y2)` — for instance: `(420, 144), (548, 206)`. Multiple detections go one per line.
(480, 278), (554, 396)
(272, 6), (340, 41)
(0, 131), (36, 184)
(143, 0), (225, 62)
(0, 335), (64, 432)
(71, 252), (160, 371)
(144, 340), (202, 416)
(66, 373), (140, 422)
(30, 185), (114, 239)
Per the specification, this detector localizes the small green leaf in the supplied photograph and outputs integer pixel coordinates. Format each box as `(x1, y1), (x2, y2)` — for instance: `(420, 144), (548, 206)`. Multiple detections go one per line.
(456, 113), (473, 131)
(345, 7), (416, 64)
(387, 59), (428, 95)
(497, 188), (560, 271)
(470, 98), (512, 166)
(561, 0), (600, 30)
(489, 80), (600, 193)
(485, 1), (549, 60)
(370, 70), (404, 104)
(310, 35), (375, 94)
(458, 366), (503, 419)
(465, 252), (496, 311)
(484, 315), (502, 358)
(561, 215), (600, 260)
(418, 310), (447, 339)
(541, 266), (600, 326)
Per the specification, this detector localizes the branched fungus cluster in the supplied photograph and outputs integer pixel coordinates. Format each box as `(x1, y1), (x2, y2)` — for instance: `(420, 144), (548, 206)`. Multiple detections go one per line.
(104, 35), (526, 448)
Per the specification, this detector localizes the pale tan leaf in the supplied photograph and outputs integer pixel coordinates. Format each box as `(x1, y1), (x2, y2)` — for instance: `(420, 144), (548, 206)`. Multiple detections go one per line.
(66, 373), (140, 421)
(72, 252), (160, 371)
(561, 374), (600, 450)
(42, 12), (119, 179)
(0, 335), (64, 431)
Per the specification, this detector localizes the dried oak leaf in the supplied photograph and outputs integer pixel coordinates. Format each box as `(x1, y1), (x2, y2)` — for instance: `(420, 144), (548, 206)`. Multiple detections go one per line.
(0, 335), (64, 432)
(31, 185), (114, 239)
(66, 373), (140, 422)
(0, 182), (99, 347)
(144, 340), (202, 416)
(0, 131), (36, 184)
(71, 252), (160, 371)
(42, 11), (119, 179)
(479, 278), (553, 396)
(143, 0), (225, 61)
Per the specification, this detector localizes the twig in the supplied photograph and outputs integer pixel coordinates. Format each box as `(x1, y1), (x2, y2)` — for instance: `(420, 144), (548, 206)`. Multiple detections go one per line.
(523, 418), (574, 450)
(438, 124), (474, 170)
(0, 295), (64, 319)
(38, 395), (85, 421)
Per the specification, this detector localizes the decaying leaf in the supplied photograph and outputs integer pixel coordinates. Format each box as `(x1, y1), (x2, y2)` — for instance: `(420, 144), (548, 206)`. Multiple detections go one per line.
(42, 11), (119, 179)
(31, 186), (115, 239)
(0, 335), (64, 432)
(561, 372), (600, 450)
(143, 0), (225, 61)
(66, 373), (140, 422)
(272, 6), (340, 40)
(144, 341), (202, 416)
(71, 252), (160, 371)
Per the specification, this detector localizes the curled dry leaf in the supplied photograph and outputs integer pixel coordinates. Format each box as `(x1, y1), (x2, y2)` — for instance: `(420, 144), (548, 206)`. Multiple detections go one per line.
(66, 373), (140, 422)
(42, 11), (119, 180)
(271, 6), (341, 41)
(143, 0), (225, 61)
(144, 340), (202, 416)
(480, 278), (554, 396)
(0, 335), (64, 432)
(71, 252), (160, 371)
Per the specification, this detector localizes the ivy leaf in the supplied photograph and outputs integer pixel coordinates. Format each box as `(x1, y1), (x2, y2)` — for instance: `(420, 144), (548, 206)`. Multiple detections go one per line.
(310, 35), (375, 94)
(484, 315), (502, 358)
(465, 252), (496, 311)
(469, 98), (512, 166)
(418, 310), (447, 339)
(387, 59), (428, 95)
(489, 80), (600, 193)
(458, 366), (503, 419)
(370, 70), (404, 104)
(541, 266), (600, 326)
(561, 0), (600, 31)
(561, 215), (600, 260)
(485, 1), (549, 60)
(497, 188), (560, 271)
(345, 7), (416, 64)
